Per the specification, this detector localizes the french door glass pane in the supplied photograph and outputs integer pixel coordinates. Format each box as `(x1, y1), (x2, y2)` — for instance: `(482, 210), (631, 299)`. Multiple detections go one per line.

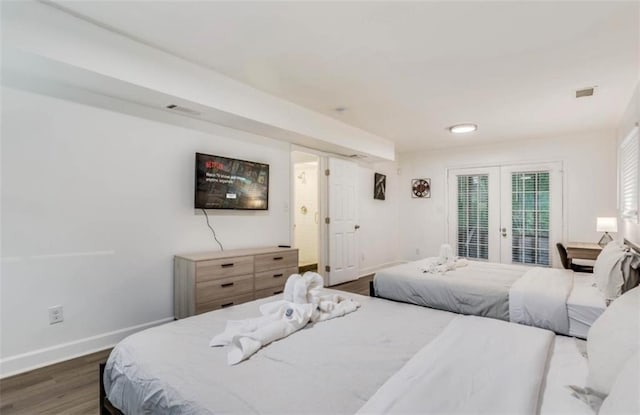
(457, 175), (489, 260)
(511, 171), (550, 266)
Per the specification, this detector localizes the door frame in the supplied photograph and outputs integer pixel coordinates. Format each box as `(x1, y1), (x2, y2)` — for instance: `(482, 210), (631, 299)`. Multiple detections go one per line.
(445, 160), (565, 267)
(290, 145), (329, 285)
(290, 145), (363, 286)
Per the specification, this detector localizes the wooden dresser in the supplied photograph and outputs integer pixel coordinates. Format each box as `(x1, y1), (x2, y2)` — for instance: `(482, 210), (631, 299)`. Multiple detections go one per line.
(174, 247), (298, 319)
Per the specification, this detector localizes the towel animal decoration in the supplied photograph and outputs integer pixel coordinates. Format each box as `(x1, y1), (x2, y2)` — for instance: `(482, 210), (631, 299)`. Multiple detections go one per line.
(210, 272), (360, 365)
(419, 244), (469, 274)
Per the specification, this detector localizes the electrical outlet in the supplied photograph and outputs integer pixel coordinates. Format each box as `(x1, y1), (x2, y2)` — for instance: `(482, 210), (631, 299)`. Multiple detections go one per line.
(48, 305), (64, 325)
(415, 248), (420, 256)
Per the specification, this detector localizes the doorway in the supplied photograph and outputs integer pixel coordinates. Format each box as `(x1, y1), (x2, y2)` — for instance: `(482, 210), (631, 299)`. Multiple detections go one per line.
(291, 149), (360, 286)
(447, 162), (563, 267)
(292, 151), (320, 273)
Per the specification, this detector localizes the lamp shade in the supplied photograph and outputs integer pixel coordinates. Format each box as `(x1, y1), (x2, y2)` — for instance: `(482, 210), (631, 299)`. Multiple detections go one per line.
(596, 217), (618, 233)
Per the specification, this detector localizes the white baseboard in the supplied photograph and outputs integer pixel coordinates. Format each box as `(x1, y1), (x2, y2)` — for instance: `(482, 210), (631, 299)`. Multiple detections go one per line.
(0, 317), (174, 378)
(358, 261), (406, 278)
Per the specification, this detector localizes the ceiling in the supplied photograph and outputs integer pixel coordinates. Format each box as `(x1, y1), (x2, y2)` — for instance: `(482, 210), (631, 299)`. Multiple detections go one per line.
(54, 1), (639, 152)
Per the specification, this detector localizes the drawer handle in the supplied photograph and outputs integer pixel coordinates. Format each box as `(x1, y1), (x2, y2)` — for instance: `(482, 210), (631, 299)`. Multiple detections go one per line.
(273, 290), (284, 295)
(221, 282), (235, 288)
(273, 257), (283, 261)
(273, 273), (284, 278)
(221, 302), (234, 308)
(221, 263), (234, 268)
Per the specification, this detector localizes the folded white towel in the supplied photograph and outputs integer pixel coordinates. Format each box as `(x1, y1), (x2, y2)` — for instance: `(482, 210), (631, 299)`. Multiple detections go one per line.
(312, 293), (360, 322)
(455, 258), (469, 268)
(209, 302), (313, 349)
(209, 314), (277, 347)
(420, 257), (468, 274)
(420, 261), (437, 273)
(210, 272), (359, 365)
(283, 272), (324, 304)
(439, 243), (453, 264)
(226, 302), (313, 365)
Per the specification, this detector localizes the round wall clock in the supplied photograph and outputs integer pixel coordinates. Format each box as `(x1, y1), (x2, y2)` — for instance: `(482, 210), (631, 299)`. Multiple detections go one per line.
(411, 178), (431, 198)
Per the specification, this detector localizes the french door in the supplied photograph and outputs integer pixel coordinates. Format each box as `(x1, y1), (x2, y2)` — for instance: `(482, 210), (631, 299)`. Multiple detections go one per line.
(448, 163), (562, 267)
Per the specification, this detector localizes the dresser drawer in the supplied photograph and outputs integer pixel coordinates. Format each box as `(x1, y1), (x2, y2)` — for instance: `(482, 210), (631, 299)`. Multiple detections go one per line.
(196, 292), (255, 314)
(255, 266), (298, 291)
(254, 251), (298, 272)
(196, 273), (253, 304)
(175, 247), (299, 319)
(255, 287), (285, 300)
(196, 256), (254, 282)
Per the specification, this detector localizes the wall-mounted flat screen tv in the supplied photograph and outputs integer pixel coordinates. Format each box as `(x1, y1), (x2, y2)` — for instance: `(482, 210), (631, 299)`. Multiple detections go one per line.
(195, 153), (269, 210)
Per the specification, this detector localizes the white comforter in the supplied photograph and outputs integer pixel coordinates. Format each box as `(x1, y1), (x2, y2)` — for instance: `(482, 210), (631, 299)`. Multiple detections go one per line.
(104, 292), (457, 415)
(357, 316), (555, 415)
(509, 267), (574, 335)
(374, 260), (526, 320)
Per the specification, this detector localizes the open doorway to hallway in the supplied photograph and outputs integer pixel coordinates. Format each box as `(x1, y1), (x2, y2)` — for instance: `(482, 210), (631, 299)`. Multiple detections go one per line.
(292, 151), (320, 273)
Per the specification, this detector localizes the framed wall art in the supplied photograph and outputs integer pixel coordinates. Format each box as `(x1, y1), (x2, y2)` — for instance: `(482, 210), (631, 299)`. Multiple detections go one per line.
(374, 173), (386, 200)
(411, 178), (431, 198)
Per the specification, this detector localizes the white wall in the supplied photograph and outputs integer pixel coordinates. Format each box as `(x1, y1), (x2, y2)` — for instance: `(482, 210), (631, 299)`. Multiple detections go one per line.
(0, 86), (292, 375)
(357, 161), (401, 274)
(0, 85), (402, 376)
(397, 132), (617, 261)
(617, 84), (640, 244)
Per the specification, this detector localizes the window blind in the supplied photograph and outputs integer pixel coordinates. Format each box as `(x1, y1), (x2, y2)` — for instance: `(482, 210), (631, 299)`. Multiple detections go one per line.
(620, 128), (639, 221)
(511, 171), (550, 266)
(457, 175), (489, 260)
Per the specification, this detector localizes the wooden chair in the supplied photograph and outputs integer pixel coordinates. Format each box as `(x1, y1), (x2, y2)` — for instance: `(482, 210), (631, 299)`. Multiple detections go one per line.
(556, 243), (594, 273)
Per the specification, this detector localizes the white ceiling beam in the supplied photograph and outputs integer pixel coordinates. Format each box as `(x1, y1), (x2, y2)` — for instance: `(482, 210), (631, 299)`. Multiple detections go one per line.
(1, 1), (395, 161)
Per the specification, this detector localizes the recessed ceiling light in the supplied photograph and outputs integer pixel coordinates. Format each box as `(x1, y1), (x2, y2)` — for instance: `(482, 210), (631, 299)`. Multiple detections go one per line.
(449, 123), (478, 134)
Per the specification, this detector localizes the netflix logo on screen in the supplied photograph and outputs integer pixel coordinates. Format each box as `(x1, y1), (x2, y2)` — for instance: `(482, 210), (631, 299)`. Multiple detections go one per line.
(205, 160), (224, 170)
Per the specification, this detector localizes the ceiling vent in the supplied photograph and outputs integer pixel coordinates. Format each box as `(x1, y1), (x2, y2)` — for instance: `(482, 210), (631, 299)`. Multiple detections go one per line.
(166, 104), (201, 116)
(576, 87), (595, 98)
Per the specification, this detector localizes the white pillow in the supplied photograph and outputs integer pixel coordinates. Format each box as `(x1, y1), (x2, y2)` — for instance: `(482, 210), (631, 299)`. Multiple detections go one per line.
(620, 254), (640, 294)
(599, 352), (640, 415)
(598, 240), (625, 258)
(586, 286), (640, 395)
(593, 243), (627, 300)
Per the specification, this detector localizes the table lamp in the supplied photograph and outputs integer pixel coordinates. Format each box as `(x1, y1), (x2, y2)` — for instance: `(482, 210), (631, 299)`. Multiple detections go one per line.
(596, 217), (618, 247)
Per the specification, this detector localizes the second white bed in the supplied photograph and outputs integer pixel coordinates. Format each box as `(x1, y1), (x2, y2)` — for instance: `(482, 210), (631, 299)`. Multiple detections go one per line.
(373, 259), (607, 338)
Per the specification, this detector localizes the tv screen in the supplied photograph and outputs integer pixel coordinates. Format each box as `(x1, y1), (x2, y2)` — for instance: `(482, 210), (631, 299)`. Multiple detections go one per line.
(195, 153), (269, 210)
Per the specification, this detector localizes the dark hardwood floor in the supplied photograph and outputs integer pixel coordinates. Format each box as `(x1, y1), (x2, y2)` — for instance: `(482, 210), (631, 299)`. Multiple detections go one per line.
(0, 348), (112, 415)
(0, 274), (374, 414)
(330, 273), (374, 296)
(298, 263), (318, 273)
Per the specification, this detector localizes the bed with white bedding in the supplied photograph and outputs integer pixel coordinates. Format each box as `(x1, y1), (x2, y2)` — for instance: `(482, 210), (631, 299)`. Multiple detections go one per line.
(374, 240), (640, 339)
(101, 287), (640, 415)
(357, 315), (556, 414)
(104, 291), (457, 414)
(373, 259), (606, 337)
(373, 260), (527, 320)
(568, 274), (608, 338)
